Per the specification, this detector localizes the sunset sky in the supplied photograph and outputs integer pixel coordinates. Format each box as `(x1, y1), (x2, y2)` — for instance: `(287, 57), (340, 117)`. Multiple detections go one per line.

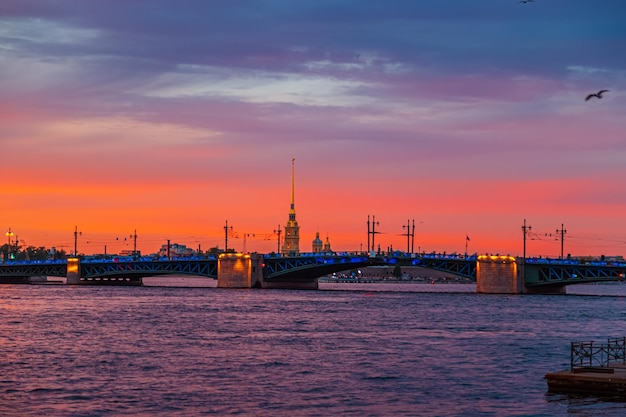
(2, 0), (625, 258)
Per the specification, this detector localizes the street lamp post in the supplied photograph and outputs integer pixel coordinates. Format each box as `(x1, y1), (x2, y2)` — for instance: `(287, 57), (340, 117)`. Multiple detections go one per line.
(411, 219), (415, 254)
(131, 229), (138, 258)
(522, 219), (532, 280)
(224, 220), (233, 252)
(556, 224), (567, 259)
(402, 219), (415, 254)
(73, 226), (82, 256)
(367, 215), (380, 253)
(5, 227), (14, 262)
(5, 227), (13, 245)
(367, 215), (370, 253)
(242, 233), (255, 253)
(274, 225), (282, 254)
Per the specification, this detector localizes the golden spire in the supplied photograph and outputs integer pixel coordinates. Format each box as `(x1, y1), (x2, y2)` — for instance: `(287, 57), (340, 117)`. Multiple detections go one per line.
(290, 157), (295, 210)
(283, 157), (300, 256)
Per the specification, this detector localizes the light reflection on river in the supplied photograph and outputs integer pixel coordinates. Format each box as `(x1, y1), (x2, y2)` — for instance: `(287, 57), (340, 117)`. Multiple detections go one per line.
(143, 275), (626, 297)
(1, 281), (625, 416)
(318, 281), (626, 296)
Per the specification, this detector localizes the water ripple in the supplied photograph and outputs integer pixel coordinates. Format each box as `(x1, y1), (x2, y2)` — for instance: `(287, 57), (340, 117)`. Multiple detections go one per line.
(1, 285), (625, 415)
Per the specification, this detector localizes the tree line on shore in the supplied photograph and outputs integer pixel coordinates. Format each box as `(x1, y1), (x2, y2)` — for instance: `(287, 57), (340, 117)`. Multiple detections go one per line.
(1, 244), (67, 262)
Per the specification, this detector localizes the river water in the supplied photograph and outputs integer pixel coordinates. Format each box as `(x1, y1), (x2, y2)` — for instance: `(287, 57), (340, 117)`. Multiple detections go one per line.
(1, 282), (625, 416)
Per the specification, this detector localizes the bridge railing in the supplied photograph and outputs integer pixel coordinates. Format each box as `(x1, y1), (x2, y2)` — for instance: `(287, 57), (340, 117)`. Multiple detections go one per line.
(570, 337), (626, 371)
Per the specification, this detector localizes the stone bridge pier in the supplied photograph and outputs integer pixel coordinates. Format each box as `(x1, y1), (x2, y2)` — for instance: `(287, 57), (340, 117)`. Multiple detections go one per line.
(66, 257), (81, 285)
(217, 253), (264, 288)
(217, 253), (319, 289)
(475, 255), (566, 294)
(476, 255), (522, 294)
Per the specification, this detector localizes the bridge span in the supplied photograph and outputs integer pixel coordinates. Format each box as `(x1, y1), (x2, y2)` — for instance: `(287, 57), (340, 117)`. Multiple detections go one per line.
(1, 253), (624, 293)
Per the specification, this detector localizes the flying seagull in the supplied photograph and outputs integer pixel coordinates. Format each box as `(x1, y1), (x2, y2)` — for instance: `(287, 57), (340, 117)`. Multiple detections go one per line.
(518, 0), (534, 3)
(585, 89), (609, 101)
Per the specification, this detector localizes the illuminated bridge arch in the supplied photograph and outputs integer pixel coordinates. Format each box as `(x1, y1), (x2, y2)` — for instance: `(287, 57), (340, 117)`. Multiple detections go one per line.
(523, 260), (626, 290)
(79, 259), (218, 279)
(262, 254), (376, 283)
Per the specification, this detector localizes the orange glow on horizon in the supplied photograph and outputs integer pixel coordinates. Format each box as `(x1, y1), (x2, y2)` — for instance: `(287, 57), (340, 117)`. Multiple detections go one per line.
(2, 3), (626, 262)
(4, 113), (626, 259)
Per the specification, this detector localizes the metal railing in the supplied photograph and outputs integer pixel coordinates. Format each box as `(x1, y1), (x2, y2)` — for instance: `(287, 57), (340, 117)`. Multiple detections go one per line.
(570, 337), (626, 370)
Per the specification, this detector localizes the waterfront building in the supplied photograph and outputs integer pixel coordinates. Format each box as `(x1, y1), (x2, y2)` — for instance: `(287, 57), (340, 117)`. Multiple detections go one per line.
(119, 249), (141, 257)
(158, 243), (193, 258)
(282, 158), (300, 256)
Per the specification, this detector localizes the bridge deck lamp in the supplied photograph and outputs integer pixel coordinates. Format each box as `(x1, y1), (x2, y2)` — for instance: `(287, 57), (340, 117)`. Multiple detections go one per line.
(521, 219), (532, 281)
(6, 228), (14, 253)
(5, 227), (14, 246)
(4, 227), (14, 263)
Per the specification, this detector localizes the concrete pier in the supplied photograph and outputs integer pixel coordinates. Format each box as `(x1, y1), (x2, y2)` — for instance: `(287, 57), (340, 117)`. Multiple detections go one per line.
(217, 253), (263, 288)
(545, 337), (626, 396)
(66, 257), (81, 285)
(546, 365), (626, 396)
(476, 255), (521, 294)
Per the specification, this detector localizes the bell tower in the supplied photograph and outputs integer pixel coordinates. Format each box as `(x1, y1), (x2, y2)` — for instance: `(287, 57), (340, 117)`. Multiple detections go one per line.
(282, 158), (300, 256)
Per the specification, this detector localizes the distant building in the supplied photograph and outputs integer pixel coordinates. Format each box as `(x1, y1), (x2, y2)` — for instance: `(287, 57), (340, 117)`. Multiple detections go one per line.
(282, 158), (300, 256)
(312, 232), (323, 253)
(323, 234), (332, 253)
(158, 243), (193, 258)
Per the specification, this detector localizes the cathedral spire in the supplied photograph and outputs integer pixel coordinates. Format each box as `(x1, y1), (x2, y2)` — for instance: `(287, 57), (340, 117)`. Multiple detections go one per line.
(290, 157), (295, 210)
(282, 157), (300, 256)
